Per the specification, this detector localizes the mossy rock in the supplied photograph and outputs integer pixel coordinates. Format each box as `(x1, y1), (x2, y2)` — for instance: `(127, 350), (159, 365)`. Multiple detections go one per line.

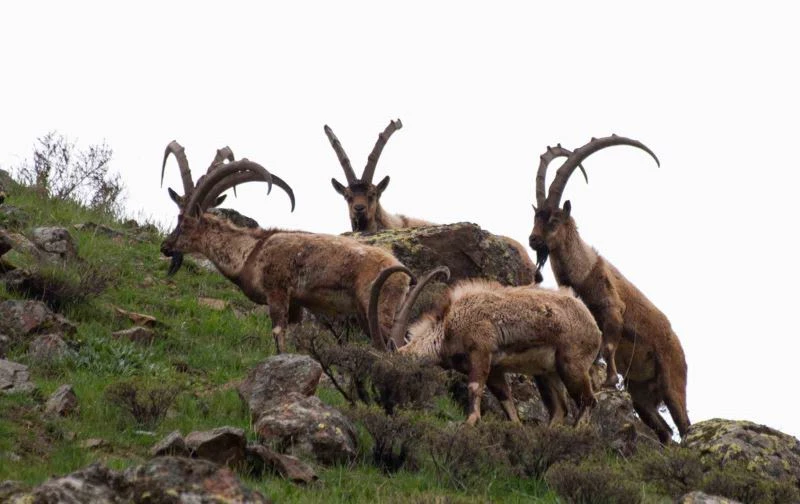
(683, 418), (800, 487)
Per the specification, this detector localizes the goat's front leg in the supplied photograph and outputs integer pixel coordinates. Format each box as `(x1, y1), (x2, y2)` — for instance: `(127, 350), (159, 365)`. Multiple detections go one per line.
(465, 350), (491, 426)
(486, 368), (520, 423)
(267, 291), (290, 354)
(597, 302), (625, 388)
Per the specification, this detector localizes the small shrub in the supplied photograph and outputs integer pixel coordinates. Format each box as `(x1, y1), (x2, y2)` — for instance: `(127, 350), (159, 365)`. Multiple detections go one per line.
(348, 406), (424, 473)
(634, 445), (705, 498)
(700, 461), (800, 504)
(104, 378), (181, 428)
(4, 260), (111, 310)
(546, 459), (642, 504)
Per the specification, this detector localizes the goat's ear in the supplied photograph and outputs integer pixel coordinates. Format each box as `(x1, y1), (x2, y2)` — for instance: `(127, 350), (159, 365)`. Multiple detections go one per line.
(331, 178), (347, 195)
(563, 200), (572, 217)
(213, 194), (227, 206)
(376, 175), (390, 195)
(168, 187), (181, 205)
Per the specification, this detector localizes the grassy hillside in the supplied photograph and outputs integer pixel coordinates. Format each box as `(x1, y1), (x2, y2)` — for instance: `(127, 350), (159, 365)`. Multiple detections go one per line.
(0, 183), (564, 503)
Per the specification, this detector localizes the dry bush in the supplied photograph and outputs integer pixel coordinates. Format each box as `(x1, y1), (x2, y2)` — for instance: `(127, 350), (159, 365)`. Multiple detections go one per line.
(104, 379), (181, 429)
(545, 459), (642, 504)
(347, 406), (425, 473)
(294, 323), (447, 414)
(634, 445), (705, 498)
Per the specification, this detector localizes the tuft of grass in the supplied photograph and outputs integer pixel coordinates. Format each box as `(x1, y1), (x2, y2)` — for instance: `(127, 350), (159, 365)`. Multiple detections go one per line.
(104, 378), (182, 429)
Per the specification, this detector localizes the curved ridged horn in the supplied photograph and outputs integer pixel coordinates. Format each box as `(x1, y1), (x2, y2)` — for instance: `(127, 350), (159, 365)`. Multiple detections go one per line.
(388, 266), (450, 350)
(184, 160), (273, 216)
(201, 170), (296, 212)
(535, 144), (587, 209)
(161, 141), (194, 196)
(362, 119), (402, 184)
(545, 134), (660, 209)
(324, 125), (357, 184)
(367, 266), (416, 350)
(208, 146), (237, 198)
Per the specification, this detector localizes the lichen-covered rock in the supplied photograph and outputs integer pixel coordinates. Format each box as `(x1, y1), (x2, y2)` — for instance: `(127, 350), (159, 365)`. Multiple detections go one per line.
(184, 426), (247, 468)
(255, 392), (357, 465)
(151, 430), (190, 457)
(30, 226), (79, 261)
(238, 354), (323, 420)
(683, 418), (800, 487)
(0, 359), (35, 395)
(5, 456), (270, 503)
(0, 299), (77, 345)
(209, 207), (260, 229)
(679, 491), (742, 504)
(348, 222), (536, 286)
(45, 384), (79, 417)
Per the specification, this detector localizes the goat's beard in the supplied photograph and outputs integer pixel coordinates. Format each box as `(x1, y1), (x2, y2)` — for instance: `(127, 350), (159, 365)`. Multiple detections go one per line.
(167, 253), (184, 277)
(351, 214), (370, 232)
(535, 247), (549, 271)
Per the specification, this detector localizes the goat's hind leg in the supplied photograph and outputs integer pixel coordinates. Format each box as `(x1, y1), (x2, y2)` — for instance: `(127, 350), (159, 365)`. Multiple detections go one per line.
(557, 358), (597, 426)
(486, 369), (520, 423)
(267, 291), (290, 354)
(629, 380), (673, 443)
(534, 374), (569, 426)
(465, 350), (491, 426)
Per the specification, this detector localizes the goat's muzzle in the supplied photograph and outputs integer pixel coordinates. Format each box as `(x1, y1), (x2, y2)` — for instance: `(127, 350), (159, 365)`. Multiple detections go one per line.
(529, 236), (550, 271)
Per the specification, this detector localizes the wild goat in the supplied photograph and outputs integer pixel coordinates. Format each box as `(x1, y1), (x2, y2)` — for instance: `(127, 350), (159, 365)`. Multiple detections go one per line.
(326, 119), (539, 281)
(369, 266), (601, 426)
(159, 152), (414, 353)
(529, 135), (689, 442)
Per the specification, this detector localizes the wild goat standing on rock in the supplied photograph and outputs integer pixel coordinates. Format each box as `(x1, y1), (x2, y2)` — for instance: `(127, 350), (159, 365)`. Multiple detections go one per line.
(369, 266), (601, 426)
(529, 135), (689, 442)
(325, 119), (539, 281)
(159, 147), (414, 353)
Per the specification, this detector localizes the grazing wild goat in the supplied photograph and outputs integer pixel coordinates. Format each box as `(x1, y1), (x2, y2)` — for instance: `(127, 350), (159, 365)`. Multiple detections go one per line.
(369, 266), (601, 426)
(325, 119), (539, 281)
(159, 148), (415, 353)
(528, 135), (689, 442)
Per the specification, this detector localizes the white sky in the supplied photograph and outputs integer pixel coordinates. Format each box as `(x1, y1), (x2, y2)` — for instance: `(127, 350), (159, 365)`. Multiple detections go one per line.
(2, 2), (798, 438)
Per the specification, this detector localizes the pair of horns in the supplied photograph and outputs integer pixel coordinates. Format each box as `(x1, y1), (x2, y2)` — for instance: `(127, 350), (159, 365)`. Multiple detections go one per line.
(535, 135), (660, 210)
(325, 119), (403, 185)
(367, 265), (451, 351)
(161, 141), (237, 198)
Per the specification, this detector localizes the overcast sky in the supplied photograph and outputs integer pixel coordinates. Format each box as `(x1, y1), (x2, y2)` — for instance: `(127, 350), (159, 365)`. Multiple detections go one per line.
(2, 2), (798, 438)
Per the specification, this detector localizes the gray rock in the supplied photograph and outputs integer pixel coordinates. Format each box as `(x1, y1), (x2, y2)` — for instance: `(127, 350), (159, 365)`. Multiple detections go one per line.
(185, 426), (247, 468)
(209, 207), (260, 229)
(30, 227), (78, 261)
(255, 392), (357, 465)
(112, 326), (156, 345)
(12, 457), (270, 503)
(0, 480), (26, 502)
(683, 418), (800, 487)
(679, 491), (742, 503)
(238, 354), (323, 420)
(45, 384), (79, 417)
(0, 230), (40, 259)
(150, 430), (190, 457)
(0, 359), (35, 395)
(247, 444), (318, 484)
(0, 299), (77, 344)
(73, 222), (126, 239)
(28, 333), (73, 363)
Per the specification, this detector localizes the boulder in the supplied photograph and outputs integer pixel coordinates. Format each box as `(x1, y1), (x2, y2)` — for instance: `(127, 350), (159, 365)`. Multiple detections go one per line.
(683, 418), (800, 487)
(0, 299), (77, 345)
(185, 426), (247, 468)
(45, 384), (79, 417)
(588, 388), (660, 453)
(28, 333), (74, 363)
(0, 230), (41, 259)
(348, 222), (537, 287)
(247, 444), (318, 484)
(209, 207), (260, 229)
(29, 227), (78, 261)
(254, 392), (357, 465)
(150, 430), (190, 457)
(6, 456), (270, 503)
(0, 359), (35, 395)
(679, 491), (742, 504)
(112, 326), (156, 345)
(238, 354), (323, 419)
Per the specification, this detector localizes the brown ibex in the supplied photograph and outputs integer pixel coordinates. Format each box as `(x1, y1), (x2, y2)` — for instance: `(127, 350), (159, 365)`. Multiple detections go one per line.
(326, 119), (540, 281)
(529, 135), (689, 442)
(160, 154), (414, 353)
(369, 266), (601, 426)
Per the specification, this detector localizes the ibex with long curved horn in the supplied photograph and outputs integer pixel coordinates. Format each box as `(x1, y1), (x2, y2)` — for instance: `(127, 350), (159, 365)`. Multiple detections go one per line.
(326, 119), (540, 282)
(369, 266), (601, 426)
(160, 152), (415, 353)
(528, 135), (689, 442)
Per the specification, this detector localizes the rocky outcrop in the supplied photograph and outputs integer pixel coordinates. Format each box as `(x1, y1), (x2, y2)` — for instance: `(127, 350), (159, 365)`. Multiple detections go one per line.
(246, 444), (318, 484)
(0, 299), (77, 347)
(151, 430), (190, 457)
(2, 456), (270, 503)
(209, 207), (259, 229)
(29, 227), (79, 261)
(0, 359), (35, 395)
(683, 418), (800, 487)
(348, 222), (536, 286)
(255, 392), (358, 465)
(184, 427), (248, 468)
(238, 354), (323, 420)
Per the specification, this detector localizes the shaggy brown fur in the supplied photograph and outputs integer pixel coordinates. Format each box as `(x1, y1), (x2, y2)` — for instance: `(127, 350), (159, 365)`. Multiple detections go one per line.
(162, 213), (411, 353)
(529, 135), (689, 443)
(373, 272), (602, 426)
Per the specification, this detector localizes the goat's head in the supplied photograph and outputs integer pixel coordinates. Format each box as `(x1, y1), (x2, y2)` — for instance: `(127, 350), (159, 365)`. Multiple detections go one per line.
(160, 154), (295, 276)
(529, 135), (659, 272)
(367, 264), (450, 351)
(325, 119), (402, 232)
